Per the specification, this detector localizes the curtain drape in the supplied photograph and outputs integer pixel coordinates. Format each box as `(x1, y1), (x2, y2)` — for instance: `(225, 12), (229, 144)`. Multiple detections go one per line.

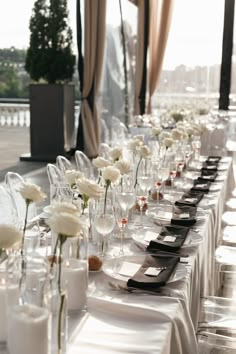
(147, 0), (174, 113)
(134, 0), (149, 115)
(76, 0), (106, 158)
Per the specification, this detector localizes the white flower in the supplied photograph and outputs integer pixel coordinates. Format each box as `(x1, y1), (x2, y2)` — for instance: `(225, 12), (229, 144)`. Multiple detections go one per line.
(171, 129), (182, 140)
(133, 135), (145, 143)
(152, 127), (162, 137)
(0, 225), (22, 250)
(186, 127), (195, 136)
(77, 177), (103, 200)
(158, 131), (171, 141)
(18, 182), (47, 203)
(92, 156), (111, 169)
(163, 137), (174, 148)
(47, 201), (81, 216)
(128, 138), (143, 152)
(102, 166), (121, 184)
(110, 147), (123, 162)
(137, 145), (151, 159)
(65, 169), (84, 186)
(114, 159), (133, 175)
(47, 212), (84, 237)
(182, 132), (189, 140)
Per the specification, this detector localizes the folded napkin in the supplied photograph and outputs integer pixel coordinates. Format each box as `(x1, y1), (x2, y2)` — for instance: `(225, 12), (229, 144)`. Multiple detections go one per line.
(147, 224), (190, 252)
(127, 255), (179, 290)
(191, 180), (211, 193)
(201, 164), (218, 172)
(206, 156), (221, 164)
(175, 191), (204, 207)
(199, 170), (218, 182)
(171, 204), (197, 227)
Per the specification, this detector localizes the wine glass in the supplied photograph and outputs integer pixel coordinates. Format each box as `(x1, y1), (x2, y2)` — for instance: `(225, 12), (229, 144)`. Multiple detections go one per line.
(137, 174), (153, 196)
(94, 200), (116, 258)
(192, 138), (201, 161)
(113, 204), (129, 256)
(135, 185), (148, 227)
(169, 161), (178, 189)
(153, 167), (169, 202)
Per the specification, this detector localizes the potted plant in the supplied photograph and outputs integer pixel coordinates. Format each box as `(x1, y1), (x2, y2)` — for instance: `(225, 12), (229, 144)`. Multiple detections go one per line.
(22, 0), (76, 162)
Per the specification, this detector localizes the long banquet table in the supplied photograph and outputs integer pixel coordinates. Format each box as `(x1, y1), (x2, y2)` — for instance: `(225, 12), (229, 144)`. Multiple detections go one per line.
(65, 156), (235, 354)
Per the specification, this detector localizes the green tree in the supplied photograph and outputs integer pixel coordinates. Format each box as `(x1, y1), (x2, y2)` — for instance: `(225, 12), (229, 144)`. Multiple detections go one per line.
(25, 0), (75, 84)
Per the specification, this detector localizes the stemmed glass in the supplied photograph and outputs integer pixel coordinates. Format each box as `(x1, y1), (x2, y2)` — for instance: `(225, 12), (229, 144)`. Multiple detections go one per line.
(153, 167), (169, 202)
(169, 161), (177, 189)
(135, 185), (148, 227)
(113, 203), (128, 256)
(94, 200), (116, 258)
(192, 138), (201, 161)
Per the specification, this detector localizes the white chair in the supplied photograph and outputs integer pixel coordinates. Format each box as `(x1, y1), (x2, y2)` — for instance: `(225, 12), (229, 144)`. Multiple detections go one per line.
(215, 246), (236, 298)
(4, 172), (36, 227)
(56, 155), (72, 175)
(99, 143), (111, 159)
(74, 150), (95, 178)
(222, 211), (236, 227)
(46, 163), (65, 185)
(198, 332), (236, 353)
(0, 185), (18, 226)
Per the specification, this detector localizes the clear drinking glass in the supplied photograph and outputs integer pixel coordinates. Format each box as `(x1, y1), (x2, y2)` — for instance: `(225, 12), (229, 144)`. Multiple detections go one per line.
(94, 200), (116, 258)
(169, 161), (178, 189)
(113, 203), (128, 256)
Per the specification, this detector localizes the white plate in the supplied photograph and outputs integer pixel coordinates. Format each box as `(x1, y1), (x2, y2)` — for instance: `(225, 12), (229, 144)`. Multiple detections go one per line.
(131, 230), (202, 249)
(102, 255), (187, 283)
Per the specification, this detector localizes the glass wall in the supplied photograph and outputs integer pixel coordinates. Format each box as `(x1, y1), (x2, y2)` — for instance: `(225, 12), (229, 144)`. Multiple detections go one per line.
(155, 0), (224, 111)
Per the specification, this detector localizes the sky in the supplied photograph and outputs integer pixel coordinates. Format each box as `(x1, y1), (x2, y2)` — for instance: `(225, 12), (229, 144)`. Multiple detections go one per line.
(0, 0), (228, 69)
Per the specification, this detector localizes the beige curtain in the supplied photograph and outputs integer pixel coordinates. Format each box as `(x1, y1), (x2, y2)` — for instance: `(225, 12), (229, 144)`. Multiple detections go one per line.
(134, 0), (146, 114)
(147, 0), (174, 113)
(81, 0), (106, 158)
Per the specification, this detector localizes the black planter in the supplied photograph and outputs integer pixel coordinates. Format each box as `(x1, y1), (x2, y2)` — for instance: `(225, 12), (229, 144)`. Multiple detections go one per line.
(20, 83), (75, 162)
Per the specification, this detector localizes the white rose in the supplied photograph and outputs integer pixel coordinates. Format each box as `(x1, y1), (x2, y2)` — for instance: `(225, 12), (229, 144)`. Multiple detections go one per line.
(182, 132), (189, 140)
(77, 178), (103, 200)
(114, 159), (133, 175)
(133, 135), (144, 143)
(46, 212), (84, 237)
(18, 182), (47, 203)
(152, 127), (162, 137)
(158, 131), (171, 141)
(128, 138), (143, 152)
(92, 156), (111, 169)
(0, 225), (22, 250)
(102, 166), (121, 184)
(65, 169), (84, 186)
(186, 127), (195, 136)
(163, 137), (174, 148)
(47, 201), (81, 216)
(171, 129), (182, 140)
(110, 147), (123, 162)
(137, 145), (151, 159)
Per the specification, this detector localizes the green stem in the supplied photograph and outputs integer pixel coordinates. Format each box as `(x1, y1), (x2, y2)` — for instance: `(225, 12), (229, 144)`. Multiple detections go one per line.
(134, 157), (142, 188)
(103, 181), (110, 215)
(57, 234), (66, 353)
(21, 200), (30, 257)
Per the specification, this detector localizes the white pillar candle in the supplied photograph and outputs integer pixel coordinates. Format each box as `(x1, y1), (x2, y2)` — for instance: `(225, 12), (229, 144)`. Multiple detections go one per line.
(62, 259), (88, 312)
(7, 304), (49, 354)
(0, 275), (19, 343)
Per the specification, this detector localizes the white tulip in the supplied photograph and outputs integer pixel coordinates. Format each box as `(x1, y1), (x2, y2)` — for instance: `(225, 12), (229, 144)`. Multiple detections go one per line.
(163, 137), (174, 148)
(110, 147), (123, 162)
(0, 225), (22, 250)
(137, 145), (151, 159)
(47, 201), (81, 216)
(77, 177), (103, 199)
(46, 212), (84, 238)
(92, 156), (111, 169)
(65, 169), (84, 186)
(18, 181), (47, 203)
(128, 138), (143, 152)
(102, 166), (121, 184)
(114, 159), (133, 175)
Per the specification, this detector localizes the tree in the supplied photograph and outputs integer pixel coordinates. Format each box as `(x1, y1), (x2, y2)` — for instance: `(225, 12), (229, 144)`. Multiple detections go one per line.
(25, 0), (75, 84)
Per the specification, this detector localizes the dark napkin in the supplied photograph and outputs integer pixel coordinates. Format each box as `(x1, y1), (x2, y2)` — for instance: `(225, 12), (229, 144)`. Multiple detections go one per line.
(191, 180), (211, 193)
(127, 255), (179, 290)
(147, 224), (190, 252)
(199, 170), (218, 182)
(201, 164), (218, 172)
(175, 191), (204, 207)
(171, 204), (197, 227)
(206, 156), (221, 164)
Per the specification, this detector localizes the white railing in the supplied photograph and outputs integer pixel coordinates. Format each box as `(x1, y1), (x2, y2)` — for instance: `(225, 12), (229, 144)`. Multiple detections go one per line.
(0, 102), (80, 128)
